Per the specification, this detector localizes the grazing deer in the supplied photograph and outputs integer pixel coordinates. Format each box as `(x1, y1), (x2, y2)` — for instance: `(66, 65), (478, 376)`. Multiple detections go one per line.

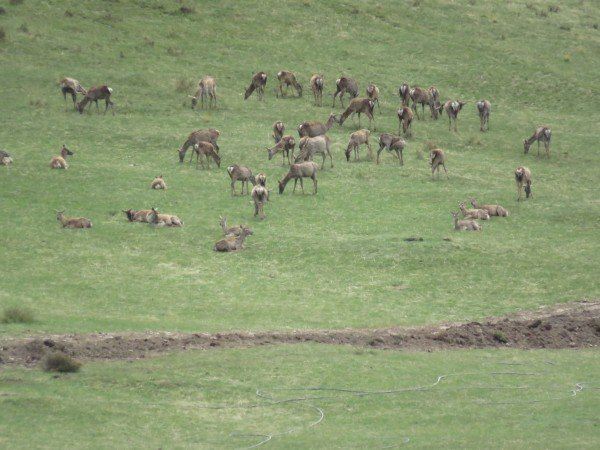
(190, 75), (217, 109)
(59, 77), (87, 111)
(297, 113), (337, 137)
(122, 209), (153, 223)
(451, 211), (481, 231)
(337, 98), (375, 129)
(515, 166), (532, 201)
(397, 107), (414, 136)
(469, 198), (509, 217)
(219, 216), (253, 237)
(150, 175), (166, 190)
(272, 121), (285, 143)
(267, 135), (296, 165)
(476, 100), (491, 132)
(251, 180), (269, 220)
(366, 83), (381, 113)
(227, 165), (255, 195)
(178, 129), (221, 162)
(443, 100), (466, 132)
(56, 210), (92, 228)
(50, 145), (73, 169)
(332, 76), (359, 107)
(278, 161), (318, 194)
(398, 83), (410, 107)
(214, 227), (252, 252)
(295, 135), (333, 169)
(310, 74), (324, 106)
(377, 134), (405, 165)
(192, 142), (220, 169)
(429, 149), (448, 179)
(523, 126), (551, 157)
(458, 202), (490, 220)
(149, 207), (183, 227)
(77, 85), (114, 115)
(345, 129), (372, 162)
(1, 150), (13, 166)
(244, 72), (267, 100)
(276, 70), (302, 97)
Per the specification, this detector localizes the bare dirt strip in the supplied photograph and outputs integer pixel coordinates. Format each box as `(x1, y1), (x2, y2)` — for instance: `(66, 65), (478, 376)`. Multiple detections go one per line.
(1, 301), (598, 367)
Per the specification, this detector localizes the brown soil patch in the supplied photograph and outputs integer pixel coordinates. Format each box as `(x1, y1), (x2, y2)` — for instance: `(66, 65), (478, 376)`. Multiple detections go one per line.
(1, 301), (598, 367)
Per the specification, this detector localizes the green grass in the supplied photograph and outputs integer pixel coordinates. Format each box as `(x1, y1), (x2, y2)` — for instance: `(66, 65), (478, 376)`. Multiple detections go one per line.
(0, 0), (599, 337)
(1, 345), (599, 448)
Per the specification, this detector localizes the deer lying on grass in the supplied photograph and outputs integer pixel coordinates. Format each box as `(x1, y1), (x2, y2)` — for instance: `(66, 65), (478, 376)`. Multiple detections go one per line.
(345, 129), (372, 162)
(251, 174), (269, 219)
(332, 76), (358, 107)
(476, 100), (491, 132)
(190, 75), (217, 109)
(451, 211), (481, 231)
(244, 72), (267, 100)
(397, 107), (414, 136)
(219, 216), (253, 237)
(50, 145), (73, 169)
(515, 166), (532, 201)
(366, 83), (381, 113)
(276, 70), (302, 97)
(192, 142), (221, 169)
(77, 85), (114, 115)
(149, 208), (183, 227)
(377, 133), (405, 165)
(267, 135), (296, 165)
(459, 202), (490, 220)
(337, 98), (375, 129)
(310, 74), (324, 106)
(278, 161), (318, 194)
(56, 210), (92, 228)
(214, 227), (252, 252)
(443, 100), (466, 132)
(297, 113), (337, 137)
(272, 121), (285, 143)
(122, 209), (153, 223)
(469, 198), (509, 217)
(178, 129), (221, 163)
(429, 149), (448, 179)
(523, 126), (551, 157)
(1, 150), (13, 166)
(150, 175), (166, 190)
(295, 135), (333, 169)
(398, 83), (410, 107)
(227, 165), (255, 195)
(60, 77), (87, 111)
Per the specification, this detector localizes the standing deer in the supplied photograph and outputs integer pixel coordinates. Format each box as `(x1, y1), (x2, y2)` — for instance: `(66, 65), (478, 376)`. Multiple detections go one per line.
(178, 129), (221, 162)
(366, 83), (381, 113)
(476, 100), (491, 132)
(310, 74), (324, 106)
(56, 210), (92, 229)
(278, 161), (318, 194)
(397, 107), (414, 137)
(297, 113), (337, 137)
(192, 142), (221, 169)
(332, 76), (359, 107)
(59, 77), (87, 111)
(336, 98), (375, 129)
(227, 165), (255, 195)
(443, 100), (466, 132)
(76, 85), (114, 115)
(251, 174), (269, 219)
(345, 129), (372, 162)
(276, 70), (302, 97)
(409, 86), (431, 120)
(190, 75), (217, 109)
(272, 121), (285, 143)
(398, 83), (410, 107)
(244, 72), (267, 100)
(377, 134), (405, 165)
(50, 145), (73, 169)
(429, 149), (448, 179)
(523, 126), (551, 158)
(267, 135), (296, 165)
(428, 86), (442, 119)
(295, 135), (333, 169)
(515, 166), (532, 201)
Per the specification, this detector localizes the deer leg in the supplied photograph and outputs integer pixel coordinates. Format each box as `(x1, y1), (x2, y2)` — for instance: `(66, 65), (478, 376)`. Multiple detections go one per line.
(231, 180), (236, 196)
(377, 147), (383, 165)
(299, 177), (304, 194)
(293, 179), (298, 193)
(399, 150), (404, 166)
(443, 163), (448, 179)
(376, 98), (381, 114)
(454, 119), (458, 133)
(448, 116), (452, 132)
(71, 92), (77, 110)
(328, 149), (333, 168)
(313, 176), (317, 194)
(367, 141), (373, 161)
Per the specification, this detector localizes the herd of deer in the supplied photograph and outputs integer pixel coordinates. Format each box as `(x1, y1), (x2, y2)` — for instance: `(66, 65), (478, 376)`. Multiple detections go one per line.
(0, 71), (553, 249)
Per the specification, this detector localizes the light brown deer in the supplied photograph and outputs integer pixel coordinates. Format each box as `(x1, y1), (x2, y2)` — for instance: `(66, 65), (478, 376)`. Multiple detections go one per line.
(0, 150), (13, 166)
(429, 149), (448, 179)
(150, 175), (166, 190)
(276, 70), (302, 97)
(523, 126), (551, 157)
(213, 227), (252, 252)
(192, 142), (221, 169)
(77, 85), (114, 115)
(337, 98), (375, 129)
(56, 210), (92, 229)
(149, 208), (183, 227)
(398, 83), (410, 107)
(272, 121), (285, 143)
(244, 72), (267, 100)
(443, 100), (466, 132)
(267, 135), (296, 165)
(50, 145), (73, 169)
(377, 134), (405, 165)
(278, 161), (318, 194)
(227, 165), (255, 195)
(345, 129), (372, 162)
(332, 76), (358, 107)
(469, 198), (509, 217)
(397, 107), (414, 136)
(297, 113), (337, 137)
(178, 129), (221, 162)
(122, 209), (153, 223)
(190, 75), (217, 109)
(476, 100), (491, 132)
(219, 216), (253, 237)
(515, 166), (532, 201)
(310, 74), (324, 106)
(366, 83), (381, 113)
(428, 86), (442, 120)
(409, 86), (431, 120)
(295, 135), (333, 169)
(60, 77), (87, 111)
(451, 211), (481, 231)
(459, 202), (490, 220)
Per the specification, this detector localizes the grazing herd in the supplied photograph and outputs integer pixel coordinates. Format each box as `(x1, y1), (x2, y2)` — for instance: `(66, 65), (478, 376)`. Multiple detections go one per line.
(0, 71), (554, 251)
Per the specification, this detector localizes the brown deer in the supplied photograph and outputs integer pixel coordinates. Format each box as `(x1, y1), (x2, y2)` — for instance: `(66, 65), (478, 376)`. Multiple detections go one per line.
(429, 149), (448, 179)
(219, 216), (253, 237)
(310, 74), (324, 106)
(190, 75), (217, 109)
(469, 198), (509, 217)
(515, 166), (532, 201)
(332, 76), (358, 107)
(56, 210), (92, 228)
(295, 135), (333, 169)
(451, 211), (481, 231)
(337, 98), (375, 129)
(443, 100), (467, 132)
(377, 134), (405, 165)
(267, 135), (296, 165)
(251, 176), (269, 220)
(59, 77), (87, 111)
(148, 208), (183, 227)
(276, 70), (302, 97)
(523, 126), (551, 157)
(76, 85), (114, 115)
(458, 202), (490, 220)
(398, 83), (410, 107)
(178, 129), (221, 162)
(366, 83), (381, 114)
(122, 209), (153, 223)
(192, 142), (221, 169)
(297, 113), (337, 137)
(476, 100), (491, 132)
(278, 161), (318, 194)
(272, 121), (285, 143)
(409, 86), (431, 120)
(50, 145), (73, 169)
(227, 165), (255, 195)
(397, 107), (414, 137)
(150, 175), (167, 190)
(0, 150), (13, 166)
(214, 227), (252, 252)
(345, 129), (372, 162)
(428, 86), (442, 119)
(244, 72), (267, 100)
